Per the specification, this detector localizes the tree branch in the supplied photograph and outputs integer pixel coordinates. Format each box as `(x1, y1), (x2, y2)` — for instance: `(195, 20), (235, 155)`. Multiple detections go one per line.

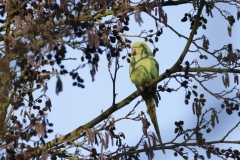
(172, 0), (205, 69)
(21, 71), (168, 157)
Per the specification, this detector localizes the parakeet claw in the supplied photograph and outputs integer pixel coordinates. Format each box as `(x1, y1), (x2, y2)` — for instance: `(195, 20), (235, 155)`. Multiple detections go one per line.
(139, 86), (144, 91)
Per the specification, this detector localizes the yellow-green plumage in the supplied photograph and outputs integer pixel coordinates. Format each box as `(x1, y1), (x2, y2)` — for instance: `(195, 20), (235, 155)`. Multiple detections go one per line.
(129, 42), (165, 154)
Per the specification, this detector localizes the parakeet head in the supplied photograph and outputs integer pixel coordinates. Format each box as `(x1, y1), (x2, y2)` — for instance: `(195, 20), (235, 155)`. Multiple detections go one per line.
(131, 42), (152, 56)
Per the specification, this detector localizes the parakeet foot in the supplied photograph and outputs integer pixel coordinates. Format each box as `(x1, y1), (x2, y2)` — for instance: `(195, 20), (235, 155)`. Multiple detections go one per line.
(138, 86), (144, 91)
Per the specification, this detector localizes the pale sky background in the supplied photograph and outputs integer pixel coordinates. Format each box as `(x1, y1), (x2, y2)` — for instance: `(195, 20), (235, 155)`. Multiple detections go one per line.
(9, 1), (240, 160)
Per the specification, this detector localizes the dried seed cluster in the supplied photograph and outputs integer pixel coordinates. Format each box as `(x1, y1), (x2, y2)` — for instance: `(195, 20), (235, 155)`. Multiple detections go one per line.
(174, 121), (184, 134)
(222, 99), (240, 116)
(206, 146), (240, 159)
(181, 13), (208, 34)
(191, 93), (207, 117)
(6, 115), (54, 159)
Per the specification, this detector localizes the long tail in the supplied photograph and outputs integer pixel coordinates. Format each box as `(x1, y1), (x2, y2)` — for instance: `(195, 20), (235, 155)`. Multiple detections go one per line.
(147, 98), (165, 154)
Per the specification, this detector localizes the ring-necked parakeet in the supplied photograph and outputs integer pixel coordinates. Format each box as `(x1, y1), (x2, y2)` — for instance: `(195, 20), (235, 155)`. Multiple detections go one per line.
(129, 42), (165, 154)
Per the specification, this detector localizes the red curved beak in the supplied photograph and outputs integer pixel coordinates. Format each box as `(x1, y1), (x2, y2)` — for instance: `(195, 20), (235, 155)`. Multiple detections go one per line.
(132, 48), (136, 55)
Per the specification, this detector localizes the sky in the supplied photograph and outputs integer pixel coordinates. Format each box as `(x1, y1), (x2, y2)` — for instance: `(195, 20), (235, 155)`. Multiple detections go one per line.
(8, 1), (240, 160)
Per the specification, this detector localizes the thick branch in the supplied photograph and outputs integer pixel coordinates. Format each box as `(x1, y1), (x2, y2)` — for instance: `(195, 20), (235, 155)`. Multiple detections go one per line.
(180, 67), (240, 74)
(22, 71), (168, 157)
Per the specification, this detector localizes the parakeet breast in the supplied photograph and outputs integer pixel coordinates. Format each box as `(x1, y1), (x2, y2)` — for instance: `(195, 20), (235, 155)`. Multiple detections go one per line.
(129, 54), (158, 87)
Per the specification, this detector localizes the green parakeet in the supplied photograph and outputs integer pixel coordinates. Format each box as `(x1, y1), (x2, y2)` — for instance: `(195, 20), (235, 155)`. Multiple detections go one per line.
(129, 42), (165, 154)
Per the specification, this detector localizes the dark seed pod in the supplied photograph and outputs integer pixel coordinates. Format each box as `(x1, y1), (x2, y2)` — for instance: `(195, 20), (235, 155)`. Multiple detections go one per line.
(203, 18), (207, 24)
(127, 58), (130, 63)
(110, 36), (116, 43)
(192, 90), (198, 97)
(179, 121), (184, 125)
(174, 128), (178, 134)
(123, 26), (129, 31)
(181, 16), (187, 22)
(156, 30), (162, 36)
(226, 108), (232, 115)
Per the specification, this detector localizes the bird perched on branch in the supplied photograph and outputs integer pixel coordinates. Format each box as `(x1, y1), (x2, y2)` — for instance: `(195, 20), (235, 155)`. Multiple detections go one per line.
(129, 42), (165, 154)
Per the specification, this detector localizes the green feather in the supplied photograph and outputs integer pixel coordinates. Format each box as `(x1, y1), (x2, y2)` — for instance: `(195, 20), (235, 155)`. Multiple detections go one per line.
(129, 42), (165, 154)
